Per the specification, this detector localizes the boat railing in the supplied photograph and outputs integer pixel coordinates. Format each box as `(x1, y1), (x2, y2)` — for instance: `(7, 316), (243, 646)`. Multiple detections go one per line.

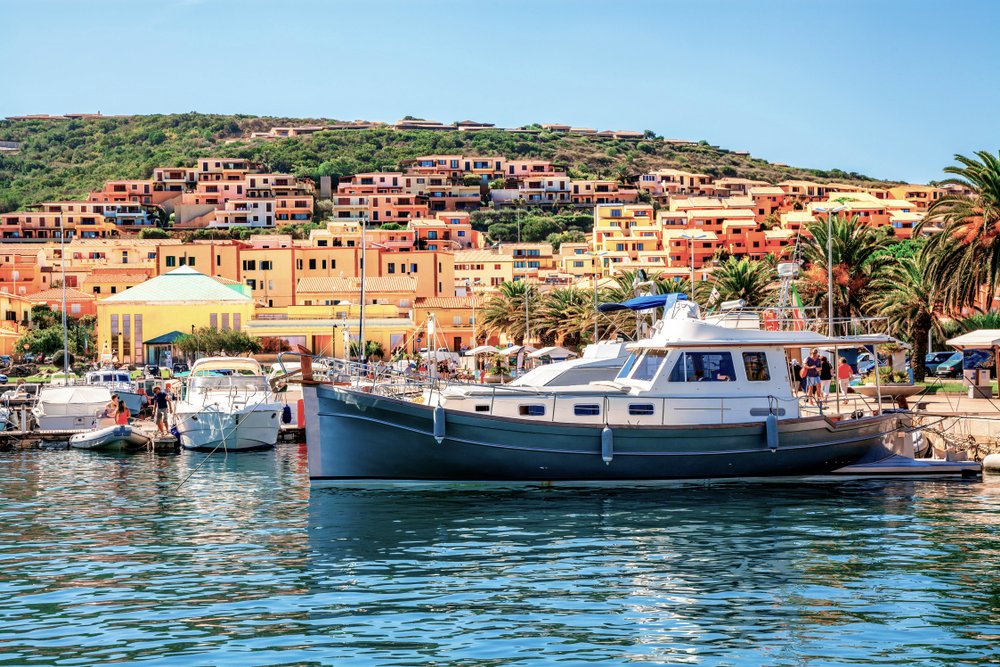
(277, 353), (883, 423)
(704, 307), (890, 337)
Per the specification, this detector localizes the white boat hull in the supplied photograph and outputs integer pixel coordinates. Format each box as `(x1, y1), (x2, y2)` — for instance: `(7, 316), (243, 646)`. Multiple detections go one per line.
(33, 411), (104, 431)
(175, 405), (280, 452)
(69, 424), (151, 451)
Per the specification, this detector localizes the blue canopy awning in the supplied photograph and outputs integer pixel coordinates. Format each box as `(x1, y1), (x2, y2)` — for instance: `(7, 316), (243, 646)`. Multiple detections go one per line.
(597, 293), (687, 313)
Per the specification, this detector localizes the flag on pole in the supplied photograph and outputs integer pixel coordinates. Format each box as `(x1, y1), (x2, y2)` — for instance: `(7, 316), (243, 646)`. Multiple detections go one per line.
(707, 287), (721, 307)
(790, 284), (805, 331)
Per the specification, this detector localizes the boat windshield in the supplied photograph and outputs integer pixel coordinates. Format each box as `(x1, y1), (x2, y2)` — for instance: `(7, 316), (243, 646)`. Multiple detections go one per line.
(615, 354), (639, 380)
(188, 376), (268, 393)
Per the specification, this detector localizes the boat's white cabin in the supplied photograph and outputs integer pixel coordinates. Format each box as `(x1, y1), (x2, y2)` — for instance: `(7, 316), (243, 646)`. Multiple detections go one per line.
(435, 319), (889, 427)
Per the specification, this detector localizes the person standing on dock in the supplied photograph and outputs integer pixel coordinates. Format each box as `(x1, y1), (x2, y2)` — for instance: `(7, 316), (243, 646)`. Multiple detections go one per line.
(115, 400), (130, 426)
(804, 349), (822, 405)
(820, 355), (833, 403)
(837, 358), (853, 405)
(151, 386), (172, 436)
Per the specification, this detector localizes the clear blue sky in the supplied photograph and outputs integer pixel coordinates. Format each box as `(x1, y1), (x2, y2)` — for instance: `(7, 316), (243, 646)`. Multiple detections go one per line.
(2, 0), (998, 183)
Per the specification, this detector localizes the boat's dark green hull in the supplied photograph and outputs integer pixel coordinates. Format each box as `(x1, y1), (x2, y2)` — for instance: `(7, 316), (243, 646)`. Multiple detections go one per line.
(305, 385), (896, 482)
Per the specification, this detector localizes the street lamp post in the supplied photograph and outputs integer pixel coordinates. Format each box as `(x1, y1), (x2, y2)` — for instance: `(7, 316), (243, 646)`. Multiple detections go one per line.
(679, 232), (708, 304)
(587, 250), (609, 342)
(358, 215), (367, 364)
(465, 279), (476, 347)
(59, 216), (68, 377)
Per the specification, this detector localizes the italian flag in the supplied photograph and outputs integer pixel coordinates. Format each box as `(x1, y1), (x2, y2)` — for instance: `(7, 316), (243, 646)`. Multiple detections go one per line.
(790, 284), (806, 331)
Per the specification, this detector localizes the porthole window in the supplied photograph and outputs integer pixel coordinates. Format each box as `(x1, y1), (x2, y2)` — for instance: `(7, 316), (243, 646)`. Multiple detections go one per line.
(629, 404), (655, 416)
(574, 404), (601, 416)
(519, 405), (545, 417)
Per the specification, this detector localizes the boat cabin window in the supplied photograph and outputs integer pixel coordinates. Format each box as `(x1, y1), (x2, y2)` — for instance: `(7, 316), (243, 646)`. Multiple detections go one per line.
(631, 349), (669, 382)
(742, 352), (771, 382)
(668, 352), (736, 382)
(475, 405), (490, 412)
(574, 404), (601, 416)
(629, 403), (655, 416)
(519, 405), (545, 417)
(615, 354), (638, 380)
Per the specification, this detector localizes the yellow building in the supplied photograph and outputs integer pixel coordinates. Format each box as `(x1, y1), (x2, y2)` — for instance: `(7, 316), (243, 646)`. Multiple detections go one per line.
(453, 249), (515, 290)
(244, 302), (412, 359)
(0, 292), (34, 355)
(97, 267), (255, 365)
(592, 204), (660, 270)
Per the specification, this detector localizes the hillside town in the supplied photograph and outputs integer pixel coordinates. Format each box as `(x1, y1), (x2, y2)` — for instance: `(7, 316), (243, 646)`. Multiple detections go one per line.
(0, 147), (969, 366)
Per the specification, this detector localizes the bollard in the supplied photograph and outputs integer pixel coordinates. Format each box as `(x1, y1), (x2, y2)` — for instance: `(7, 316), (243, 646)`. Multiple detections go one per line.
(983, 453), (1000, 474)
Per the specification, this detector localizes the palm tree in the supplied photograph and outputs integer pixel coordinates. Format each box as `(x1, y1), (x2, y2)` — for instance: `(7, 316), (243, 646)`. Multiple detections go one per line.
(597, 270), (690, 340)
(479, 280), (537, 345)
(917, 151), (1000, 310)
(957, 311), (1000, 333)
(698, 257), (775, 307)
(866, 250), (945, 381)
(534, 287), (594, 349)
(349, 340), (385, 360)
(798, 214), (893, 323)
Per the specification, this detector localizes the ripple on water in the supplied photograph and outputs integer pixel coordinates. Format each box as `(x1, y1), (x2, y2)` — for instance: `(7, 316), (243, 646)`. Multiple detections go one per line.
(1, 449), (1000, 665)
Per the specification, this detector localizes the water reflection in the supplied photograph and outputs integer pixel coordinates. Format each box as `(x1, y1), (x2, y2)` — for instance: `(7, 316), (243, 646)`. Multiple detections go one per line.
(306, 481), (1000, 665)
(1, 445), (999, 665)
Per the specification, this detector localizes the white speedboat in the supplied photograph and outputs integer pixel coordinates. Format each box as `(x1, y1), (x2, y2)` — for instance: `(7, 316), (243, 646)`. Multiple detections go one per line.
(69, 423), (151, 451)
(85, 369), (147, 415)
(32, 385), (112, 431)
(174, 357), (281, 452)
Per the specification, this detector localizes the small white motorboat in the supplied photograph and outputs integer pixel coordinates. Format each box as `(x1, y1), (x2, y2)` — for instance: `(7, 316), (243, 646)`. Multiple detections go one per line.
(69, 423), (151, 452)
(175, 357), (281, 452)
(33, 385), (113, 431)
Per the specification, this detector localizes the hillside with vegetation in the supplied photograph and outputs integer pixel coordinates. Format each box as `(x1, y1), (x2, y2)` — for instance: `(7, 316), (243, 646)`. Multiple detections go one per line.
(0, 113), (899, 214)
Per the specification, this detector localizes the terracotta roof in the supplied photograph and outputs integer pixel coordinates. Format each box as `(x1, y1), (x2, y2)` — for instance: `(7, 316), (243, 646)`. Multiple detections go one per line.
(84, 273), (150, 284)
(27, 287), (95, 301)
(455, 250), (512, 262)
(415, 296), (484, 309)
(296, 276), (417, 294)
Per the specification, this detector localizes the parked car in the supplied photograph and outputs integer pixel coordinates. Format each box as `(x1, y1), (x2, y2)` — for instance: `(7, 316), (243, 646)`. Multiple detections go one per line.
(22, 353), (35, 363)
(0, 374), (8, 384)
(925, 351), (961, 376)
(937, 349), (995, 378)
(0, 355), (11, 366)
(172, 362), (189, 374)
(856, 352), (888, 376)
(935, 353), (966, 378)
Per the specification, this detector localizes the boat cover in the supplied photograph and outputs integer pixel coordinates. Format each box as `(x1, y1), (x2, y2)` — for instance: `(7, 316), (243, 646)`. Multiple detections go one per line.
(37, 386), (112, 416)
(598, 293), (688, 313)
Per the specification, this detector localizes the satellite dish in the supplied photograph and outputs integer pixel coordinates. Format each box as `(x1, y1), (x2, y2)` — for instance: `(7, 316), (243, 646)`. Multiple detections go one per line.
(777, 263), (800, 278)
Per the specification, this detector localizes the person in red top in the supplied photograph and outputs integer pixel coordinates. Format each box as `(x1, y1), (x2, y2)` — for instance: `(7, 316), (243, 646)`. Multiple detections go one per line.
(837, 357), (853, 404)
(115, 400), (131, 426)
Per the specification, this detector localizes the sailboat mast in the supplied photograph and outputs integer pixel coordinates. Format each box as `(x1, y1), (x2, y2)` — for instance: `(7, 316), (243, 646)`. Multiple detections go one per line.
(358, 215), (366, 363)
(60, 215), (68, 377)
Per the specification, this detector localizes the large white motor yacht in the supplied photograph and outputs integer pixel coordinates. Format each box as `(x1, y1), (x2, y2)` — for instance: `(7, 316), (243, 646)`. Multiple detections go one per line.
(174, 357), (281, 452)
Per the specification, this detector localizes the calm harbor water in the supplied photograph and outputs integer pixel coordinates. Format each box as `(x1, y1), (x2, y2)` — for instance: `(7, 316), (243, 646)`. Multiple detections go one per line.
(1, 445), (999, 666)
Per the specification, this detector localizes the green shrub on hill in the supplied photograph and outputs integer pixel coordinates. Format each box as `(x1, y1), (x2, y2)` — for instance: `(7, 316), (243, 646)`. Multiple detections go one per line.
(0, 114), (897, 212)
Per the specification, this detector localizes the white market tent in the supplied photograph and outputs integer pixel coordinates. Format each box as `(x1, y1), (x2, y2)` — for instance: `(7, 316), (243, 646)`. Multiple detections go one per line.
(528, 346), (578, 360)
(465, 345), (501, 356)
(946, 329), (1000, 350)
(500, 345), (538, 356)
